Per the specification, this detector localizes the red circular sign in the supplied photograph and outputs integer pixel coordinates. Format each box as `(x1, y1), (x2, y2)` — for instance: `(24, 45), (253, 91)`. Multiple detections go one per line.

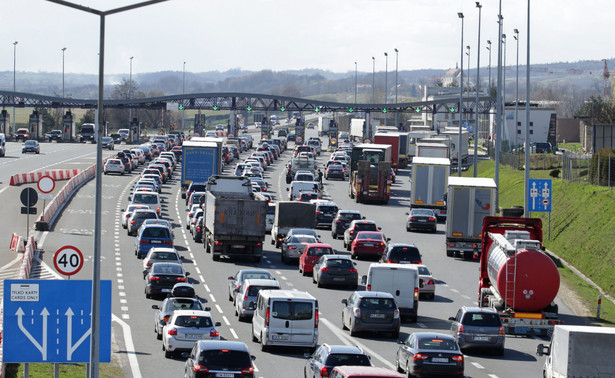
(37, 176), (55, 193)
(53, 245), (84, 276)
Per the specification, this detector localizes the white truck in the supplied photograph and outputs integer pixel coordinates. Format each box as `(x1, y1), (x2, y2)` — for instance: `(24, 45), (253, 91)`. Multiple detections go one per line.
(416, 142), (449, 159)
(445, 177), (497, 259)
(408, 130), (437, 159)
(318, 116), (333, 136)
(537, 325), (615, 378)
(440, 129), (471, 165)
(350, 118), (365, 141)
(410, 157), (450, 221)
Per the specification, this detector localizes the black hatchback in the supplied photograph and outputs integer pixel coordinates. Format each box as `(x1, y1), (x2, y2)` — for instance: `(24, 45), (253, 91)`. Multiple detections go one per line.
(331, 210), (362, 239)
(381, 244), (422, 264)
(144, 262), (189, 298)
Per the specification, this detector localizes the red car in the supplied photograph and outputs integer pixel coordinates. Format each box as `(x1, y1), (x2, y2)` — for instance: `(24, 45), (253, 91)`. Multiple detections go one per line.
(299, 243), (334, 276)
(351, 231), (388, 260)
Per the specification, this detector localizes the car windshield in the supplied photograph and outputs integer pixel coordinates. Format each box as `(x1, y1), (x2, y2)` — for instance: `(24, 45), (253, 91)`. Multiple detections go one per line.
(417, 338), (459, 351)
(133, 212), (157, 220)
(150, 252), (178, 261)
(198, 350), (252, 370)
(360, 298), (395, 309)
(462, 312), (502, 327)
(152, 264), (183, 275)
(165, 299), (203, 311)
(326, 353), (371, 367)
(174, 315), (212, 328)
(25, 140), (36, 146)
(307, 247), (333, 256)
(417, 266), (430, 275)
(133, 193), (158, 204)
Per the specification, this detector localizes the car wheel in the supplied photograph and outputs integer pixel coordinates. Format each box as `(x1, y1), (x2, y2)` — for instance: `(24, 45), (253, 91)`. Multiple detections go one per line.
(396, 358), (404, 373)
(346, 243), (351, 252)
(349, 323), (358, 337)
(156, 331), (162, 340)
(406, 224), (410, 231)
(145, 290), (151, 299)
(252, 325), (258, 342)
(228, 291), (233, 301)
(281, 251), (286, 263)
(302, 268), (307, 277)
(331, 231), (336, 239)
(316, 278), (322, 288)
(164, 350), (173, 359)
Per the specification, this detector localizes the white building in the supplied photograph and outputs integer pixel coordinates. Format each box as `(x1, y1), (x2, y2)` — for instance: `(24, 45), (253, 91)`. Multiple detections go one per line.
(489, 103), (557, 148)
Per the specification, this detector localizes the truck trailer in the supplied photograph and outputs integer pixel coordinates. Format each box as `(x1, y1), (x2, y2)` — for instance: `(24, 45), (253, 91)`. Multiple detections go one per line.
(348, 144), (392, 204)
(181, 140), (222, 197)
(271, 201), (316, 248)
(410, 157), (450, 221)
(203, 176), (267, 262)
(479, 216), (560, 335)
(445, 177), (497, 259)
(373, 132), (400, 171)
(415, 142), (449, 159)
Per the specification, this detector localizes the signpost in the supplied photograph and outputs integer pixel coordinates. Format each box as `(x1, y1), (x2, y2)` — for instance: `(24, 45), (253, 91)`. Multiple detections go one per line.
(528, 178), (552, 239)
(54, 246), (84, 278)
(20, 187), (38, 238)
(3, 279), (112, 363)
(37, 176), (55, 225)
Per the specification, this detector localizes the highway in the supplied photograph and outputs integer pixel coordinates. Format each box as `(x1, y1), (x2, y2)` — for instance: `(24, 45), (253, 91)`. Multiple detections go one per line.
(0, 131), (585, 378)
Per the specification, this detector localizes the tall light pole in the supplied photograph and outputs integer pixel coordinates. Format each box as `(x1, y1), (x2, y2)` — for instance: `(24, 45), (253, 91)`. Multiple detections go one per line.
(494, 0), (504, 209)
(62, 47), (67, 116)
(487, 40), (492, 90)
(466, 46), (471, 92)
(394, 48), (399, 129)
(384, 52), (388, 125)
(354, 61), (357, 104)
(474, 1), (482, 177)
(514, 29), (520, 148)
(182, 61), (186, 130)
(457, 12), (464, 176)
(129, 56), (133, 121)
(12, 41), (18, 136)
(372, 56), (375, 104)
(524, 0), (531, 217)
(501, 33), (507, 154)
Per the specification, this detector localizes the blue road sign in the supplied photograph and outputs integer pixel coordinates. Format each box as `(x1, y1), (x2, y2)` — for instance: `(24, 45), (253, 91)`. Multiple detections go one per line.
(3, 280), (112, 363)
(528, 179), (552, 212)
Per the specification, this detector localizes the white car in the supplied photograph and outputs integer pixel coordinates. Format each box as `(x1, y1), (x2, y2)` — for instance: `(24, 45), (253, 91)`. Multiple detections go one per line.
(104, 159), (125, 175)
(162, 310), (221, 358)
(131, 149), (146, 164)
(121, 205), (149, 229)
(415, 264), (436, 300)
(142, 247), (181, 277)
(186, 204), (201, 229)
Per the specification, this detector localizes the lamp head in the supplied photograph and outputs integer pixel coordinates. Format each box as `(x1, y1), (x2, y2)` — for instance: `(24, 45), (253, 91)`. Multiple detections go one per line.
(458, 12), (464, 18)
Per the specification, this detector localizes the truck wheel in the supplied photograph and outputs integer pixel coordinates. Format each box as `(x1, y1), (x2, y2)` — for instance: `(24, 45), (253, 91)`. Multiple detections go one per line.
(212, 254), (220, 261)
(252, 256), (261, 263)
(446, 250), (454, 257)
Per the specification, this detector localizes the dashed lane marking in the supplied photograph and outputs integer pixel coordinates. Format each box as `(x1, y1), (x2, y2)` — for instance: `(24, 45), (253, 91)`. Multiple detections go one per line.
(215, 304), (223, 314)
(230, 328), (239, 339)
(471, 362), (485, 369)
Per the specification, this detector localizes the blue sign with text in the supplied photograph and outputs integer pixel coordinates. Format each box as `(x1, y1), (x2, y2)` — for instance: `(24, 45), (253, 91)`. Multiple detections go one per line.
(3, 280), (112, 363)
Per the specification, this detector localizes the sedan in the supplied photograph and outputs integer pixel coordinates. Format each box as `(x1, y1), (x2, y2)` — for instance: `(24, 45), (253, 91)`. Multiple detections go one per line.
(142, 247), (181, 278)
(299, 243), (335, 276)
(144, 262), (189, 298)
(152, 297), (207, 340)
(22, 140), (40, 154)
(227, 269), (275, 303)
(280, 234), (318, 263)
(416, 265), (436, 300)
(325, 163), (346, 180)
(101, 136), (115, 150)
(312, 255), (358, 289)
(104, 159), (125, 175)
(162, 310), (221, 358)
(350, 231), (388, 260)
(396, 332), (464, 377)
(121, 205), (149, 229)
(406, 208), (437, 233)
(304, 344), (371, 378)
(127, 209), (159, 236)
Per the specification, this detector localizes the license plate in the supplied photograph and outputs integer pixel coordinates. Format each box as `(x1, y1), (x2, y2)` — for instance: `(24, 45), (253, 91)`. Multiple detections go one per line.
(216, 373), (234, 378)
(232, 245), (245, 249)
(151, 240), (162, 244)
(364, 243), (374, 247)
(369, 313), (385, 318)
(185, 333), (202, 339)
(161, 288), (171, 293)
(333, 277), (345, 281)
(474, 336), (490, 341)
(418, 219), (426, 222)
(272, 334), (289, 340)
(432, 357), (448, 363)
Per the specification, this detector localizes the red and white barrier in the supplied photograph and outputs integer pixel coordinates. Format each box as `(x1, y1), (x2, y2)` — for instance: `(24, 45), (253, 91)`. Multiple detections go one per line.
(18, 236), (35, 279)
(9, 169), (81, 186)
(215, 130), (228, 137)
(9, 233), (23, 252)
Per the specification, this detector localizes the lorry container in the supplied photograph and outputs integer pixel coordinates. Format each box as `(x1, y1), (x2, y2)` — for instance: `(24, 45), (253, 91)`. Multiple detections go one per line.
(396, 132), (410, 168)
(373, 132), (400, 171)
(408, 130), (437, 159)
(445, 177), (497, 259)
(440, 129), (470, 165)
(271, 201), (316, 248)
(181, 141), (222, 197)
(410, 157), (450, 220)
(537, 325), (615, 378)
(479, 216), (560, 335)
(318, 116), (333, 136)
(416, 142), (449, 159)
(203, 176), (267, 262)
(350, 119), (365, 141)
(349, 144), (392, 204)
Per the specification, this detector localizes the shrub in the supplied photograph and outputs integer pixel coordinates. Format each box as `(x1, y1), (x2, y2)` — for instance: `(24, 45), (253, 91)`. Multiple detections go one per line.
(549, 169), (560, 178)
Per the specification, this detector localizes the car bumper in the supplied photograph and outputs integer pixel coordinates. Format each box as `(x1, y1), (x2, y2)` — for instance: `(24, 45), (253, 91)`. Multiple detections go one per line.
(318, 273), (357, 286)
(352, 317), (400, 333)
(165, 335), (220, 352)
(408, 221), (437, 231)
(457, 335), (505, 350)
(410, 362), (464, 377)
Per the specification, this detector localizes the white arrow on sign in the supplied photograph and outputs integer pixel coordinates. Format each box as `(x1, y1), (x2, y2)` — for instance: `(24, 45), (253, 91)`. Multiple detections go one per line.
(16, 307), (49, 361)
(66, 308), (91, 361)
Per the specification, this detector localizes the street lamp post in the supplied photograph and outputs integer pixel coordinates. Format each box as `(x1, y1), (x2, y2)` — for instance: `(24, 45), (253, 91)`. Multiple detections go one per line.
(514, 29), (520, 148)
(494, 0), (504, 209)
(129, 56), (133, 122)
(394, 48), (399, 129)
(354, 61), (357, 104)
(501, 33), (507, 154)
(384, 52), (388, 125)
(524, 0), (531, 218)
(372, 56), (375, 104)
(182, 61), (186, 130)
(12, 41), (17, 136)
(466, 46), (471, 92)
(487, 40), (492, 90)
(62, 47), (67, 116)
(474, 1), (482, 177)
(457, 12), (464, 176)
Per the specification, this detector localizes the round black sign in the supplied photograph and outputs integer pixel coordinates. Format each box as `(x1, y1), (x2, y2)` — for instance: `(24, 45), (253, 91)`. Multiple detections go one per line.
(20, 187), (38, 207)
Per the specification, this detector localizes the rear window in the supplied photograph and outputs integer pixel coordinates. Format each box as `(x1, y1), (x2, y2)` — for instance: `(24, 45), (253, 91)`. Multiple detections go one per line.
(340, 213), (361, 221)
(307, 247), (333, 256)
(198, 350), (251, 370)
(142, 227), (171, 239)
(272, 301), (313, 321)
(174, 315), (212, 328)
(417, 338), (459, 351)
(165, 299), (203, 311)
(356, 233), (382, 240)
(318, 206), (338, 213)
(243, 272), (273, 280)
(133, 212), (157, 220)
(325, 353), (371, 367)
(267, 206), (276, 215)
(133, 193), (158, 205)
(291, 236), (317, 244)
(354, 223), (378, 232)
(247, 286), (279, 297)
(152, 264), (183, 275)
(359, 298), (396, 309)
(151, 252), (178, 261)
(462, 312), (502, 327)
(388, 246), (420, 261)
(325, 259), (353, 269)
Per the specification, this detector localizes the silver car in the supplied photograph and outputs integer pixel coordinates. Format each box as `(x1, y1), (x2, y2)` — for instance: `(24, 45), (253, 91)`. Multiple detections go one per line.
(127, 209), (159, 236)
(449, 306), (505, 355)
(234, 278), (280, 321)
(280, 234), (318, 263)
(151, 297), (207, 340)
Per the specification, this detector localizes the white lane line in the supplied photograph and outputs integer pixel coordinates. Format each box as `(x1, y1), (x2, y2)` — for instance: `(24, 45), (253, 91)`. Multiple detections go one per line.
(275, 270), (282, 275)
(122, 314), (130, 320)
(450, 288), (459, 293)
(222, 316), (231, 326)
(199, 275), (205, 282)
(471, 362), (485, 369)
(270, 265), (277, 269)
(286, 282), (294, 287)
(488, 375), (499, 378)
(320, 318), (395, 369)
(461, 295), (471, 300)
(215, 304), (223, 313)
(209, 294), (217, 302)
(280, 276), (288, 281)
(190, 253), (195, 259)
(417, 322), (427, 328)
(204, 284), (211, 292)
(230, 328), (239, 339)
(112, 314), (142, 378)
(195, 267), (201, 274)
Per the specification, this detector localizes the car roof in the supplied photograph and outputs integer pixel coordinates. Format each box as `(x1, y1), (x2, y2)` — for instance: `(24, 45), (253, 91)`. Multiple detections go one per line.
(147, 247), (177, 254)
(331, 366), (403, 377)
(242, 278), (281, 287)
(354, 291), (395, 299)
(171, 310), (213, 317)
(321, 344), (364, 355)
(321, 255), (351, 261)
(338, 210), (361, 214)
(304, 243), (333, 249)
(388, 243), (418, 248)
(196, 340), (250, 353)
(350, 220), (376, 225)
(410, 332), (457, 342)
(460, 306), (498, 314)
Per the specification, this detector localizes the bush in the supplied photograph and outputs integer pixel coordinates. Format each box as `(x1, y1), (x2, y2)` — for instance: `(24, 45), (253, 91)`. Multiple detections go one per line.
(549, 169), (560, 178)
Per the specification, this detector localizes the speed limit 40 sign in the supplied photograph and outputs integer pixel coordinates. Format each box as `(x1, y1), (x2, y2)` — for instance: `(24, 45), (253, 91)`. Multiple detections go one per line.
(53, 245), (84, 276)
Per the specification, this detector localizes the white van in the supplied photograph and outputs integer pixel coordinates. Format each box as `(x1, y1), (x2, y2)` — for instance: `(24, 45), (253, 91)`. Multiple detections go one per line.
(288, 181), (320, 201)
(129, 190), (163, 217)
(251, 290), (318, 351)
(0, 133), (6, 157)
(361, 263), (421, 322)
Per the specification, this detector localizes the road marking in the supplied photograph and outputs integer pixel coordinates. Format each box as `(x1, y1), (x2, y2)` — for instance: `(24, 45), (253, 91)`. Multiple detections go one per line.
(195, 267), (201, 274)
(320, 318), (395, 369)
(417, 322), (427, 328)
(450, 288), (459, 293)
(280, 276), (287, 281)
(112, 314), (142, 378)
(215, 304), (223, 313)
(222, 316), (231, 326)
(122, 314), (130, 320)
(204, 284), (211, 292)
(488, 375), (499, 378)
(275, 270), (282, 275)
(199, 275), (205, 282)
(118, 285), (125, 290)
(121, 306), (128, 311)
(209, 294), (216, 302)
(471, 362), (485, 369)
(230, 328), (239, 339)
(461, 294), (471, 300)
(286, 282), (294, 287)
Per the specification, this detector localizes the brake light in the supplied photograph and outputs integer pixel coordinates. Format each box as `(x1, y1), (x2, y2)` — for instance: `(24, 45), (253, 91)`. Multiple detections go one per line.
(499, 326), (505, 336)
(320, 267), (329, 272)
(210, 330), (219, 338)
(353, 308), (361, 317)
(288, 246), (296, 250)
(176, 277), (186, 282)
(236, 284), (241, 293)
(414, 287), (419, 299)
(241, 367), (254, 374)
(162, 315), (170, 323)
(149, 276), (160, 281)
(349, 230), (354, 234)
(457, 325), (464, 335)
(387, 259), (397, 263)
(265, 307), (270, 326)
(410, 217), (417, 221)
(215, 241), (221, 246)
(393, 309), (400, 319)
(316, 211), (322, 215)
(314, 309), (319, 328)
(168, 328), (177, 336)
(146, 262), (152, 267)
(428, 280), (434, 285)
(335, 220), (342, 224)
(367, 284), (371, 290)
(379, 242), (385, 246)
(193, 364), (209, 372)
(349, 268), (357, 273)
(163, 241), (173, 245)
(413, 353), (429, 361)
(320, 366), (329, 377)
(130, 221), (136, 224)
(429, 217), (436, 221)
(452, 355), (464, 362)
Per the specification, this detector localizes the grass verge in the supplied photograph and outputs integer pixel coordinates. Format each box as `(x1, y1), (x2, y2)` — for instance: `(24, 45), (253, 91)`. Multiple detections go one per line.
(4, 354), (124, 378)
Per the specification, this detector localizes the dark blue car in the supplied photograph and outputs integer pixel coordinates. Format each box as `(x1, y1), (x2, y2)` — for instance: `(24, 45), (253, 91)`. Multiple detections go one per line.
(135, 224), (173, 259)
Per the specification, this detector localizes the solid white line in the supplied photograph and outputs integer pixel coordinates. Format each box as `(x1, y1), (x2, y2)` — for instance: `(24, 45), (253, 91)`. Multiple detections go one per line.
(461, 295), (471, 300)
(112, 314), (141, 378)
(230, 328), (239, 339)
(37, 231), (49, 248)
(0, 255), (25, 271)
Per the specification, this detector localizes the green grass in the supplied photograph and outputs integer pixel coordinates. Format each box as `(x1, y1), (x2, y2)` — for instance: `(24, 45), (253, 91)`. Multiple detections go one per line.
(464, 159), (615, 324)
(5, 356), (124, 377)
(558, 142), (582, 151)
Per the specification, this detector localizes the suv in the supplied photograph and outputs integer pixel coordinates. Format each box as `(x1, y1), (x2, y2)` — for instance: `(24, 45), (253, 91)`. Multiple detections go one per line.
(183, 340), (255, 378)
(312, 201), (339, 229)
(46, 129), (63, 142)
(79, 123), (96, 143)
(341, 291), (400, 338)
(381, 244), (422, 264)
(304, 344), (371, 378)
(15, 128), (30, 142)
(331, 210), (362, 239)
(448, 306), (505, 354)
(343, 220), (380, 250)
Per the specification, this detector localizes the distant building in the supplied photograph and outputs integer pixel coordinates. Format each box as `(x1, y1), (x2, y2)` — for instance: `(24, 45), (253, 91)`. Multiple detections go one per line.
(489, 103), (557, 148)
(556, 118), (581, 143)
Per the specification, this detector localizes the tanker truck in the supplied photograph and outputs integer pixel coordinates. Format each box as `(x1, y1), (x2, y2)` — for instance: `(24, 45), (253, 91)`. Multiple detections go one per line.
(478, 216), (560, 336)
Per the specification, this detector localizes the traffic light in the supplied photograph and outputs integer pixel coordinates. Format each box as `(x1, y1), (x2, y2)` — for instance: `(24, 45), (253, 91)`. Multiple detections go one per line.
(178, 105), (184, 110)
(314, 107), (320, 112)
(213, 105), (218, 111)
(247, 106), (252, 111)
(414, 107), (421, 113)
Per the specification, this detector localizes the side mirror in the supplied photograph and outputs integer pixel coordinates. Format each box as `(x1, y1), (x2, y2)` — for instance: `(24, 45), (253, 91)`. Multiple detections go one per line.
(304, 352), (312, 359)
(448, 316), (456, 321)
(128, 196), (132, 201)
(228, 276), (234, 280)
(377, 227), (382, 230)
(251, 355), (256, 361)
(286, 188), (289, 191)
(361, 275), (367, 285)
(185, 272), (190, 276)
(121, 209), (125, 212)
(142, 269), (148, 276)
(536, 344), (549, 356)
(151, 305), (160, 310)
(215, 322), (221, 327)
(405, 212), (409, 216)
(234, 288), (239, 293)
(386, 238), (391, 242)
(362, 216), (366, 219)
(205, 307), (211, 311)
(341, 299), (348, 305)
(397, 339), (404, 345)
